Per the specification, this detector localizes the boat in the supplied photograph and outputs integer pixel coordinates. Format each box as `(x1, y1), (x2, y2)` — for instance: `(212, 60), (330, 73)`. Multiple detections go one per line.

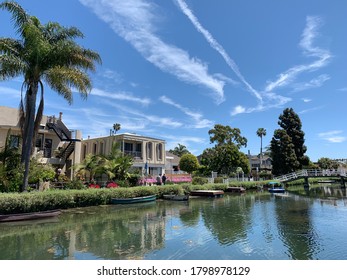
(226, 186), (246, 193)
(110, 194), (157, 204)
(163, 194), (189, 201)
(0, 209), (62, 223)
(267, 182), (286, 193)
(189, 190), (224, 198)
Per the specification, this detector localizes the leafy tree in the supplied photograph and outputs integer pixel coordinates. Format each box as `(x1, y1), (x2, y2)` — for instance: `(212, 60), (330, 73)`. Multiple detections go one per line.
(278, 108), (307, 167)
(270, 108), (308, 175)
(102, 142), (133, 181)
(317, 157), (339, 169)
(0, 1), (101, 191)
(75, 154), (103, 182)
(169, 143), (190, 157)
(179, 154), (199, 174)
(199, 125), (249, 176)
(208, 124), (247, 149)
(270, 129), (299, 175)
(200, 145), (249, 176)
(0, 130), (22, 191)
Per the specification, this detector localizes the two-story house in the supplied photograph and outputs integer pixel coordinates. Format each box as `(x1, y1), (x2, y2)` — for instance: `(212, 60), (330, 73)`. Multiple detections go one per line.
(0, 106), (82, 179)
(80, 133), (166, 177)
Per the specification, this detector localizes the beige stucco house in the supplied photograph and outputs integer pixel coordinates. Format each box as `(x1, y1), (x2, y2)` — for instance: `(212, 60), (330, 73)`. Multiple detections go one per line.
(81, 133), (166, 177)
(0, 106), (82, 179)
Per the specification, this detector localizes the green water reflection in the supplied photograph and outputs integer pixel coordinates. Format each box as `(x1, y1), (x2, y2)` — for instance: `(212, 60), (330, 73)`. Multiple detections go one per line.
(1, 186), (347, 260)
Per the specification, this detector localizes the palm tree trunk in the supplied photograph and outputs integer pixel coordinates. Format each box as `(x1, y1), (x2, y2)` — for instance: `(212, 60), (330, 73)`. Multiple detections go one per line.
(21, 83), (38, 192)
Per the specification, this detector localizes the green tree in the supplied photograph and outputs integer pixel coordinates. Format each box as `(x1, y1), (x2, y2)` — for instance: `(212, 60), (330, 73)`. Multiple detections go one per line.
(256, 128), (266, 167)
(200, 125), (249, 176)
(110, 123), (121, 136)
(0, 1), (101, 191)
(317, 157), (339, 169)
(270, 108), (308, 175)
(270, 129), (299, 175)
(0, 130), (22, 192)
(278, 108), (307, 167)
(200, 145), (250, 176)
(75, 154), (103, 182)
(209, 124), (247, 148)
(179, 154), (199, 174)
(169, 143), (190, 157)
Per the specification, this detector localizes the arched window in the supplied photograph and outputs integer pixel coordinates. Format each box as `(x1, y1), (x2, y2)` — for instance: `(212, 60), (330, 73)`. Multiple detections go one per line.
(93, 142), (97, 155)
(146, 142), (153, 160)
(156, 143), (163, 161)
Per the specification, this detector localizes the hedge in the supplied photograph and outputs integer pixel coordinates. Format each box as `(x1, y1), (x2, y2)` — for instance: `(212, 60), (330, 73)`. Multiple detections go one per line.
(0, 180), (273, 215)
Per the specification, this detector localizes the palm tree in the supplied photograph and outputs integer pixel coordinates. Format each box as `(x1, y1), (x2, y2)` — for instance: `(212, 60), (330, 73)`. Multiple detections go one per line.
(75, 154), (102, 182)
(256, 128), (267, 170)
(169, 143), (190, 157)
(0, 1), (101, 191)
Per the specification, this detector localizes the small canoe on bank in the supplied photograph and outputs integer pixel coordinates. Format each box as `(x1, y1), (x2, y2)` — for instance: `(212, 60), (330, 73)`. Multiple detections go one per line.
(0, 209), (62, 223)
(163, 194), (189, 201)
(189, 190), (224, 198)
(111, 194), (157, 204)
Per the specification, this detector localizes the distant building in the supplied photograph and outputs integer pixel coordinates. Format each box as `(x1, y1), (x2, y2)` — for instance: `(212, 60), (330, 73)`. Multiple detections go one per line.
(249, 155), (272, 173)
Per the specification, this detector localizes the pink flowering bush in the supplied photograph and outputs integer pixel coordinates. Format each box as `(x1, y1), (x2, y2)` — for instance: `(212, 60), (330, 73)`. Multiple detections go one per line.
(88, 183), (100, 189)
(106, 182), (119, 188)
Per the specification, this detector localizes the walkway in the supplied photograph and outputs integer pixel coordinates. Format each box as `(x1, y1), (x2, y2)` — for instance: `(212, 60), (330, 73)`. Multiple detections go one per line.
(274, 169), (347, 183)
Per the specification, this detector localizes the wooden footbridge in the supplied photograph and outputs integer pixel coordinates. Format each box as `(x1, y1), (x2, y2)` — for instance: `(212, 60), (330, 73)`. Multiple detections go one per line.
(273, 169), (347, 187)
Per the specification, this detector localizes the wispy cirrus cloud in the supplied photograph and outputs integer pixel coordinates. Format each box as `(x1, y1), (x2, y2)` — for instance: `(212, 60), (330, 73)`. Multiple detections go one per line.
(0, 86), (20, 98)
(106, 102), (183, 129)
(79, 0), (225, 104)
(159, 95), (213, 128)
(265, 16), (331, 92)
(318, 130), (346, 143)
(232, 15), (331, 116)
(291, 74), (330, 93)
(175, 0), (262, 101)
(90, 88), (151, 106)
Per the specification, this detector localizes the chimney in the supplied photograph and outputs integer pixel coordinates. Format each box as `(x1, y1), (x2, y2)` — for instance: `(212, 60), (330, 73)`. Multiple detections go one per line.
(59, 112), (63, 121)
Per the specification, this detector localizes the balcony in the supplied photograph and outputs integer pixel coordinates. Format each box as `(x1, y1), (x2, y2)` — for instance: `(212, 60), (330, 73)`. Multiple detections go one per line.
(124, 150), (143, 161)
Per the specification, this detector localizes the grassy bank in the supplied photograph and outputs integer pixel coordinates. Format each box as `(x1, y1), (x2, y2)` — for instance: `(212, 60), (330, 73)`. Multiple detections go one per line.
(0, 180), (273, 215)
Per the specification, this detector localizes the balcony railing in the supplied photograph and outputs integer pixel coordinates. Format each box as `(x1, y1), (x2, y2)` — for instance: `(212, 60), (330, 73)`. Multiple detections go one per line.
(124, 150), (142, 160)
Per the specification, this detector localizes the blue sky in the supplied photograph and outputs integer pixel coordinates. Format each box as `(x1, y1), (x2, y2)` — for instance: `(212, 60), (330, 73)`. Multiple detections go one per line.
(1, 0), (346, 162)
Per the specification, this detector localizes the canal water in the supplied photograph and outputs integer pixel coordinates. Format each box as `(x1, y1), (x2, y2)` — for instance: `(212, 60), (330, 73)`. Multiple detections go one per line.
(1, 185), (347, 260)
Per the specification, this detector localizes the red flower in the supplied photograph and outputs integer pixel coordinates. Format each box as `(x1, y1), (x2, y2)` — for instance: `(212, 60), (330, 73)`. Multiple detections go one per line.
(89, 184), (100, 189)
(107, 182), (119, 188)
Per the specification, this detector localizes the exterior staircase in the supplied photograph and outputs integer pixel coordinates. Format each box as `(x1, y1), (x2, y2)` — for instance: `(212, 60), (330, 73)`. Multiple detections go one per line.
(46, 119), (80, 163)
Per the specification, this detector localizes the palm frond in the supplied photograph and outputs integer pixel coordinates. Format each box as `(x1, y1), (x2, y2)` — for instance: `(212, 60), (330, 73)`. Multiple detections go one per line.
(45, 66), (92, 103)
(0, 54), (26, 80)
(0, 1), (30, 36)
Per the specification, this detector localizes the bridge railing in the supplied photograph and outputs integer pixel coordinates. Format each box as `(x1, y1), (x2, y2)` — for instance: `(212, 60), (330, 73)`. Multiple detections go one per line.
(274, 169), (347, 182)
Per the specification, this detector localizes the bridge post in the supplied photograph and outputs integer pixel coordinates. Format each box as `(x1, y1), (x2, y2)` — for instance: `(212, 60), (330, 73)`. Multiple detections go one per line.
(341, 176), (346, 188)
(304, 176), (310, 190)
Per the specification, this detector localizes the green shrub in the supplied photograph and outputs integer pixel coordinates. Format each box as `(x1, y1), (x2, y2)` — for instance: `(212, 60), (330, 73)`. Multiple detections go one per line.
(214, 177), (224, 184)
(192, 176), (208, 185)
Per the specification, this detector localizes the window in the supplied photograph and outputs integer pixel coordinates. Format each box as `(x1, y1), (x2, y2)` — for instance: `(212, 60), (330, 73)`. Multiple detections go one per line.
(35, 133), (44, 150)
(99, 142), (104, 155)
(124, 142), (133, 152)
(156, 143), (163, 161)
(82, 145), (87, 159)
(9, 135), (20, 148)
(93, 143), (97, 155)
(146, 142), (153, 160)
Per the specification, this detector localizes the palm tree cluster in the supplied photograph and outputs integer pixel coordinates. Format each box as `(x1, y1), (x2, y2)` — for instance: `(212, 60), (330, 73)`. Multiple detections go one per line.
(0, 1), (101, 191)
(75, 143), (134, 185)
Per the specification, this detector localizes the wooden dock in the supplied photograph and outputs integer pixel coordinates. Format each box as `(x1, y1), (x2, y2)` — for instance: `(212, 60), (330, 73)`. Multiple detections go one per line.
(189, 190), (224, 198)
